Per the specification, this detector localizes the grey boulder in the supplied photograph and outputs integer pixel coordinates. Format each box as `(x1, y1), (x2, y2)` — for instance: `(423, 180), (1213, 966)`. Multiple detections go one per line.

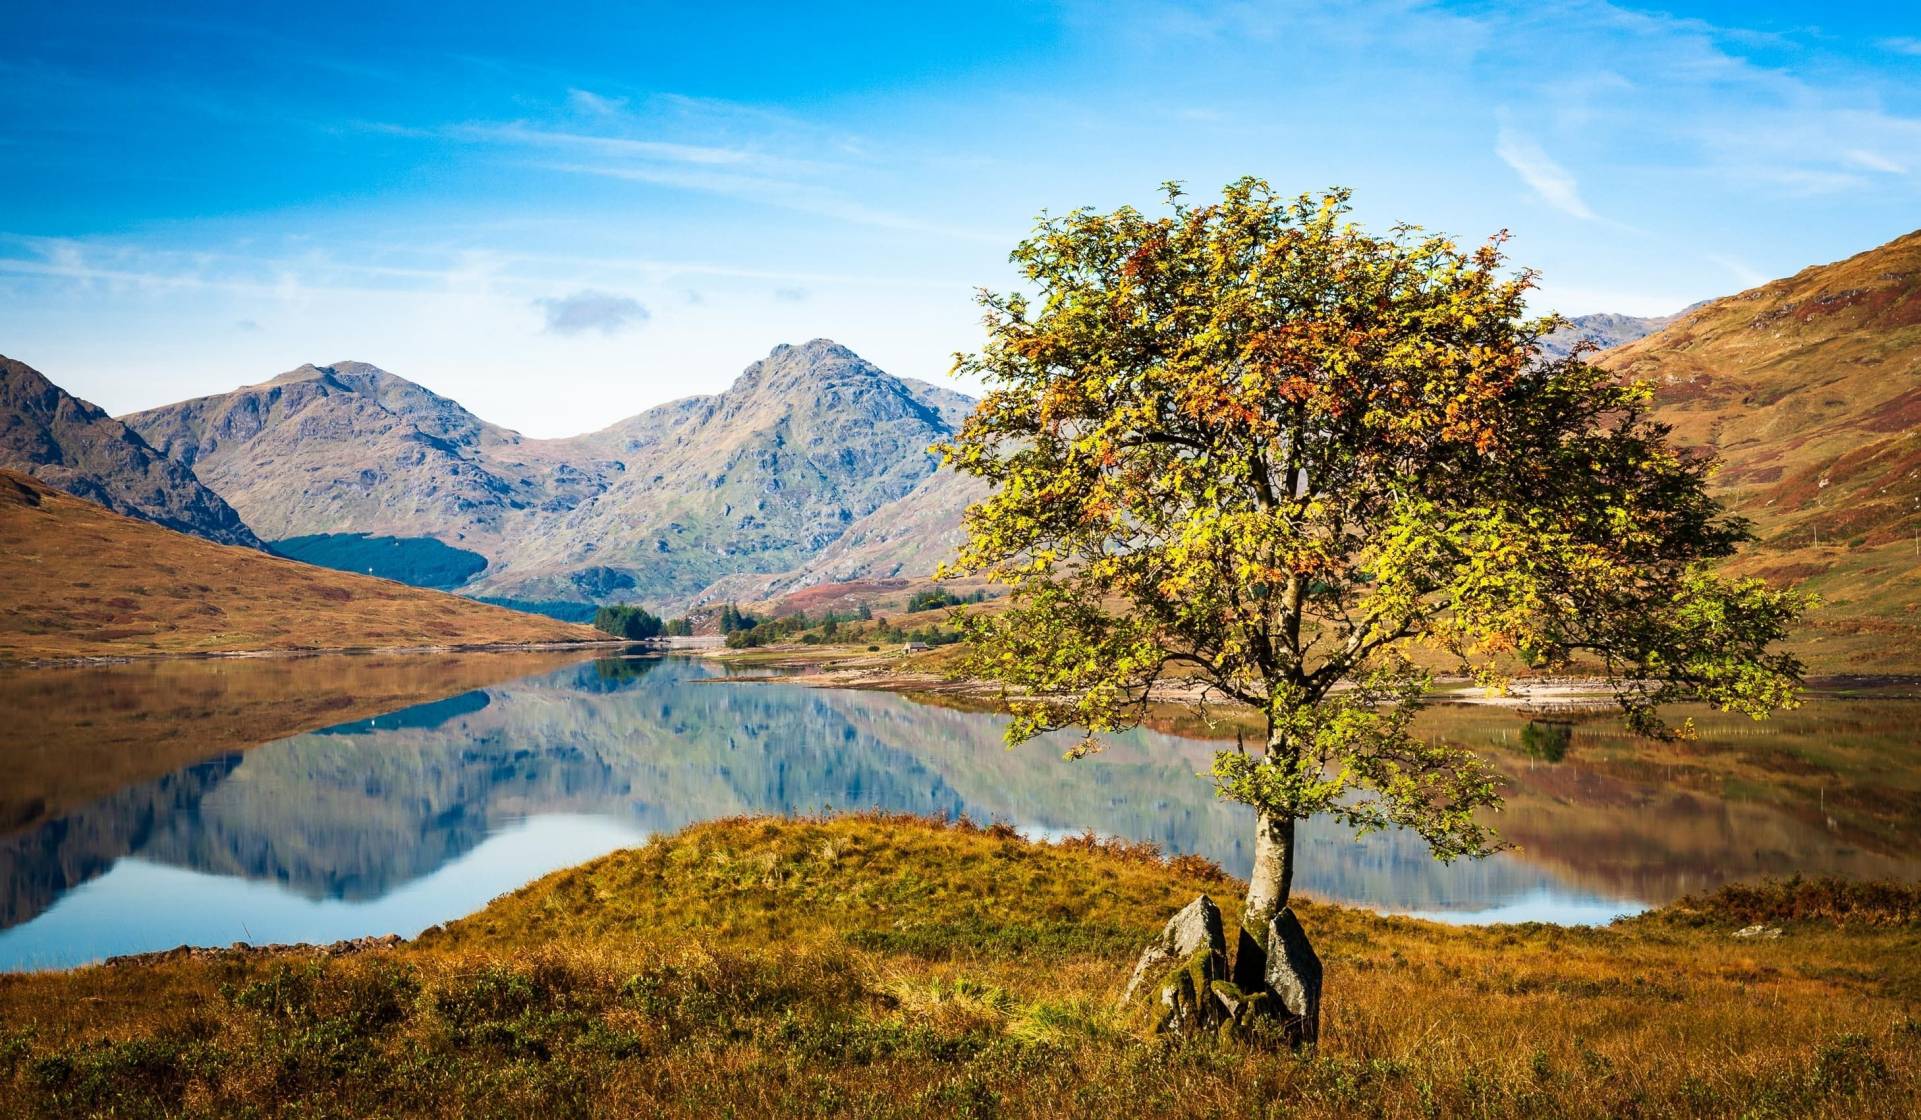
(1263, 906), (1323, 1046)
(1120, 894), (1227, 1005)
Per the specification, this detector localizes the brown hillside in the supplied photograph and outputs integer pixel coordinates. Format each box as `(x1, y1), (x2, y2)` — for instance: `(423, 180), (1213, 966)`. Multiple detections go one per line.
(1599, 230), (1921, 671)
(0, 354), (259, 548)
(0, 470), (602, 661)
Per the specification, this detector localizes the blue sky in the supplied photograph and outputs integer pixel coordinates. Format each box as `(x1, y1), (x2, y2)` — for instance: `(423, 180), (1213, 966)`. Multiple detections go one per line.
(3, 1), (1917, 436)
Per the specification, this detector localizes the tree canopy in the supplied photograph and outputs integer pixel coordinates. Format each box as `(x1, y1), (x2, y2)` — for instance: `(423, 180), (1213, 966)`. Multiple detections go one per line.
(939, 179), (1806, 901)
(593, 604), (664, 640)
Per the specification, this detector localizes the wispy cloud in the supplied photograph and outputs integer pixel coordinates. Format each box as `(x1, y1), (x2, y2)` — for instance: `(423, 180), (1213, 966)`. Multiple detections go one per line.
(538, 160), (994, 240)
(0, 232), (951, 300)
(416, 91), (998, 240)
(1706, 253), (1767, 289)
(535, 290), (649, 335)
(1843, 149), (1908, 175)
(1495, 125), (1597, 220)
(566, 88), (629, 117)
(455, 122), (776, 169)
(1880, 37), (1921, 57)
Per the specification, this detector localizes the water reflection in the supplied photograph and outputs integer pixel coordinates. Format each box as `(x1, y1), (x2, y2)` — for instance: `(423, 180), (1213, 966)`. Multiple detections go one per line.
(2, 655), (1918, 969)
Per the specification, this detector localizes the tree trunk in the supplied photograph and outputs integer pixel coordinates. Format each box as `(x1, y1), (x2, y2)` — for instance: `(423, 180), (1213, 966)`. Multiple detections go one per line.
(1243, 810), (1296, 932)
(1232, 810), (1296, 992)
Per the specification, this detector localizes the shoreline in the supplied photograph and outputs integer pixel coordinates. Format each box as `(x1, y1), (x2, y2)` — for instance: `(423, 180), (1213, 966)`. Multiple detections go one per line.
(692, 643), (1921, 710)
(3, 815), (1915, 1117)
(13, 811), (1917, 972)
(0, 637), (630, 670)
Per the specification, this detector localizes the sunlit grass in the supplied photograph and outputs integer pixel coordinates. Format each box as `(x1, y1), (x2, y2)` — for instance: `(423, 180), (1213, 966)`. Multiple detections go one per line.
(2, 814), (1916, 1118)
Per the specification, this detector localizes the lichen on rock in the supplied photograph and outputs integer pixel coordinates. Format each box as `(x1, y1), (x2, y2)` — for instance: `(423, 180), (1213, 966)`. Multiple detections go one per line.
(1120, 894), (1320, 1047)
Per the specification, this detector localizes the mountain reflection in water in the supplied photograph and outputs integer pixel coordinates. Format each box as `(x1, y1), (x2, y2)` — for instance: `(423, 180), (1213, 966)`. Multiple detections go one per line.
(2, 654), (1917, 969)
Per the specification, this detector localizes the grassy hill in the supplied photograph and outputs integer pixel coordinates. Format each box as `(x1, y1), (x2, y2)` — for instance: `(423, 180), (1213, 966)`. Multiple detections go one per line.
(1601, 230), (1921, 672)
(0, 470), (601, 661)
(0, 355), (259, 549)
(0, 815), (1915, 1118)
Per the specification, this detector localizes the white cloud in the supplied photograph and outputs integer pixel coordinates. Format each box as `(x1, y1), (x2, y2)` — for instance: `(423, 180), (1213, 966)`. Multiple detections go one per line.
(1880, 37), (1921, 57)
(1495, 125), (1597, 220)
(1844, 149), (1908, 175)
(456, 123), (765, 169)
(534, 290), (650, 335)
(566, 88), (628, 117)
(1705, 253), (1768, 289)
(538, 161), (998, 241)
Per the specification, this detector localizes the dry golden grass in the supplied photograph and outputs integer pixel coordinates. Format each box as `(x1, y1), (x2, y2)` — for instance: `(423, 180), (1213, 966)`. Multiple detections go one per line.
(1, 814), (1914, 1118)
(0, 470), (601, 661)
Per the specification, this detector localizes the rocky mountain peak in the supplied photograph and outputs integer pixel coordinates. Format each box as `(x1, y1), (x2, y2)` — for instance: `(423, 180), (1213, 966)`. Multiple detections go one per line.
(261, 363), (332, 387)
(0, 354), (262, 548)
(714, 340), (947, 439)
(111, 340), (977, 609)
(731, 339), (877, 394)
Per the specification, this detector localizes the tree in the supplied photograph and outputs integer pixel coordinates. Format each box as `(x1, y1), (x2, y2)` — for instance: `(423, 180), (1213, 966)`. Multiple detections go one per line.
(592, 605), (663, 640)
(938, 179), (1806, 1017)
(908, 588), (960, 613)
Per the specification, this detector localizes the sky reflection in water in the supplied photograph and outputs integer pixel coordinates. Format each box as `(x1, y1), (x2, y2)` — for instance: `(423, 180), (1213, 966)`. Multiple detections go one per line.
(2, 654), (1916, 969)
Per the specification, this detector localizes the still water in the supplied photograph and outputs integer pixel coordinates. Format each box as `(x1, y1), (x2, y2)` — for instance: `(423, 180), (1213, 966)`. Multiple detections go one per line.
(2, 653), (1916, 969)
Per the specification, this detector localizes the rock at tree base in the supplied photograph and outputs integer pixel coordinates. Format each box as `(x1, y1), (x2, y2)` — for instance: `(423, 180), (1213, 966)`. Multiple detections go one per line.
(1121, 896), (1320, 1045)
(1232, 926), (1267, 994)
(1117, 895), (1283, 1038)
(1119, 895), (1242, 1035)
(1121, 895), (1226, 1005)
(1263, 906), (1322, 1047)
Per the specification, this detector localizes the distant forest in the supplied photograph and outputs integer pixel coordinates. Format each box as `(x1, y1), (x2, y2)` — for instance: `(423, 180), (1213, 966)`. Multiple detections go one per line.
(472, 597), (599, 623)
(271, 532), (488, 589)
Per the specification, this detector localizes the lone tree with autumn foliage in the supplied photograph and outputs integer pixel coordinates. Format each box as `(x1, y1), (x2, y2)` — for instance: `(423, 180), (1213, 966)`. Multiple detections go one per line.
(939, 178), (1806, 1037)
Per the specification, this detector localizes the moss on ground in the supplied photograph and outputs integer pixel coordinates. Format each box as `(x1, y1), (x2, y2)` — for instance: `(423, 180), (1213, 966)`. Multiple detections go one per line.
(1, 814), (1917, 1118)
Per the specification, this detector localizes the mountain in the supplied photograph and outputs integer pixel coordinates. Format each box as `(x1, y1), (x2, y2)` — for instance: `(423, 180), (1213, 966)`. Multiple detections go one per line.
(0, 355), (260, 548)
(482, 340), (966, 605)
(1538, 308), (1697, 361)
(692, 466), (988, 607)
(1599, 229), (1921, 668)
(125, 340), (974, 611)
(123, 360), (609, 545)
(0, 469), (599, 660)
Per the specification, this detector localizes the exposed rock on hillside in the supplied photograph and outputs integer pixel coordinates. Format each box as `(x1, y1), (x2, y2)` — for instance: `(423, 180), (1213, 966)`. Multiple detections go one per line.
(0, 355), (260, 547)
(124, 360), (612, 545)
(486, 340), (966, 606)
